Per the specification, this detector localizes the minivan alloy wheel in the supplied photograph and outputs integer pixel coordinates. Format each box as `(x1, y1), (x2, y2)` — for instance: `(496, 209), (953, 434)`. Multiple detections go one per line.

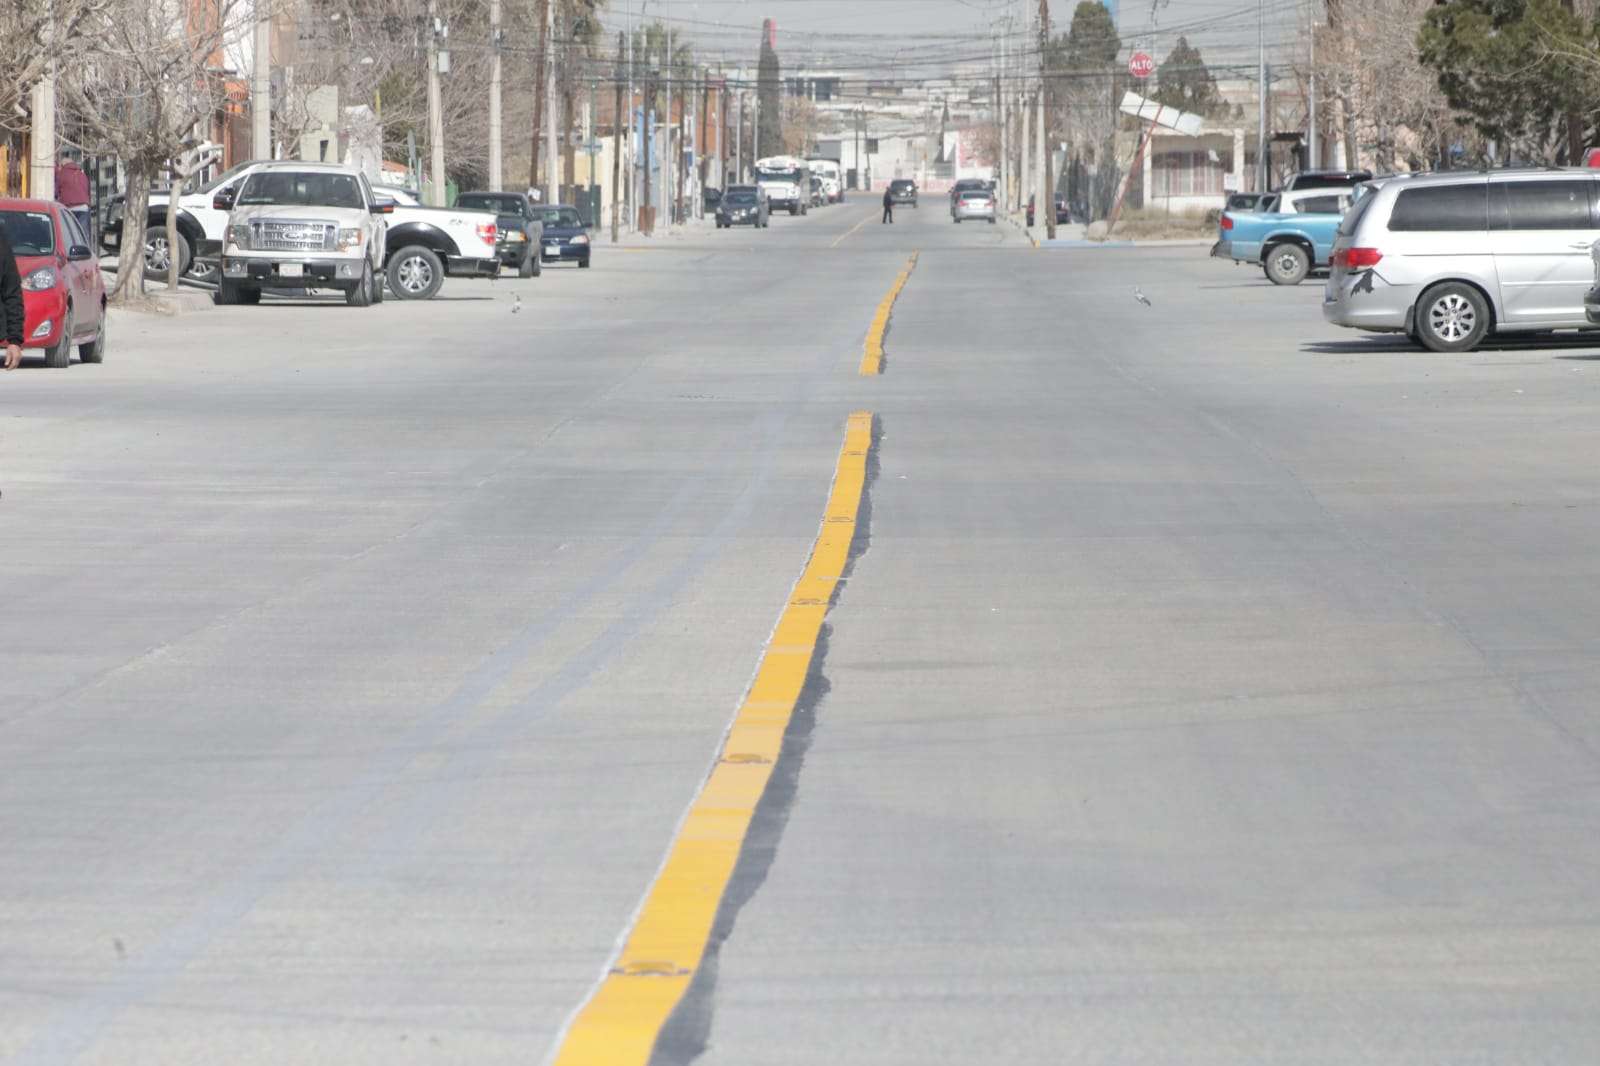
(1428, 292), (1476, 342)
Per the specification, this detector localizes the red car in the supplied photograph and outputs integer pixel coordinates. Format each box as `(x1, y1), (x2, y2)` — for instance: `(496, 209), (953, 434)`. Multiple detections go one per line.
(0, 198), (107, 367)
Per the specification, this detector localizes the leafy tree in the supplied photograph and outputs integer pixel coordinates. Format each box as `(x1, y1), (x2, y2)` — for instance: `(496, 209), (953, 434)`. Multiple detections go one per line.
(1418, 0), (1594, 161)
(1064, 0), (1119, 69)
(1152, 36), (1224, 118)
(757, 23), (782, 157)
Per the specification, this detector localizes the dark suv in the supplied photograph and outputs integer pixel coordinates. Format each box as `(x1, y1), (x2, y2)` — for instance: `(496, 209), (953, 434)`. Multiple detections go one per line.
(888, 180), (918, 208)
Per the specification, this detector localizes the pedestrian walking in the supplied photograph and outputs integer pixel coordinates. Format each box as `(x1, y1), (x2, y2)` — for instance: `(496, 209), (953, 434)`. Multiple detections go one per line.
(55, 150), (92, 242)
(881, 186), (893, 225)
(0, 222), (24, 370)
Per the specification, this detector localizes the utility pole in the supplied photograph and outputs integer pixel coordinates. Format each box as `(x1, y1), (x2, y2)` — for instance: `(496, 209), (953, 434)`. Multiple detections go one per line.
(665, 71), (674, 227)
(735, 91), (743, 184)
(1020, 90), (1031, 225)
(1038, 0), (1056, 240)
(1307, 3), (1316, 170)
(642, 58), (654, 233)
(426, 0), (446, 205)
(488, 0), (502, 190)
(854, 107), (861, 190)
(699, 72), (710, 217)
(613, 31), (624, 242)
(1034, 91), (1046, 238)
(625, 4), (634, 228)
(252, 0), (271, 159)
(530, 0), (549, 192)
(1257, 0), (1268, 192)
(544, 0), (558, 205)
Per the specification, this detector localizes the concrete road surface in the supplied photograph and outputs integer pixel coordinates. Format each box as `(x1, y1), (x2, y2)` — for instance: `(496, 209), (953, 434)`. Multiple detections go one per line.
(4, 197), (1600, 1066)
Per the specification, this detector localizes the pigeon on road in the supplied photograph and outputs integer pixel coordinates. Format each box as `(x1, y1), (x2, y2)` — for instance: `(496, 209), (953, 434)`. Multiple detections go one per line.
(511, 294), (522, 314)
(1134, 288), (1152, 307)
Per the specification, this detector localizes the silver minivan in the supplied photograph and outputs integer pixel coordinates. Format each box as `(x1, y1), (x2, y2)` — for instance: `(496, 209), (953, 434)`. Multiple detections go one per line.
(1324, 169), (1600, 352)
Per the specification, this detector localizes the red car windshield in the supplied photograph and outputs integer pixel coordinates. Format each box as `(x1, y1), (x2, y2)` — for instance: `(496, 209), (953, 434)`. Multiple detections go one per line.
(0, 210), (55, 255)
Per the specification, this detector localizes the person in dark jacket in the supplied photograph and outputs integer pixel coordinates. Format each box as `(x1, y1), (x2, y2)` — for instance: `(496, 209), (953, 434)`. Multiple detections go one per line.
(0, 223), (22, 370)
(881, 186), (893, 225)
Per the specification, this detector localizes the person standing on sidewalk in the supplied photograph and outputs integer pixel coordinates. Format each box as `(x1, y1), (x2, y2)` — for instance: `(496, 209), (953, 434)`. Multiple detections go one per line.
(881, 186), (893, 225)
(0, 222), (24, 370)
(55, 150), (93, 241)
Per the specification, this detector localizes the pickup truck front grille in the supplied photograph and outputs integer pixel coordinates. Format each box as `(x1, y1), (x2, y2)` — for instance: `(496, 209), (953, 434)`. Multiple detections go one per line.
(250, 219), (335, 252)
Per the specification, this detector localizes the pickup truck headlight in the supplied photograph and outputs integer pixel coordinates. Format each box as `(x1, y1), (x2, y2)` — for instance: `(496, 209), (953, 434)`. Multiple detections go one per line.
(21, 266), (56, 292)
(570, 234), (590, 245)
(227, 223), (250, 250)
(337, 227), (364, 251)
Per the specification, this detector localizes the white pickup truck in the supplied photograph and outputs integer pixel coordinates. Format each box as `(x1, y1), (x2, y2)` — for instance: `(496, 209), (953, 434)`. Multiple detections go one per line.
(110, 161), (500, 300)
(215, 162), (390, 306)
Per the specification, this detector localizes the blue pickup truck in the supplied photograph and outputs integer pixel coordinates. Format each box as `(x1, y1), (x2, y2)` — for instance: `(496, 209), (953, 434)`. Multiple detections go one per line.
(1211, 188), (1356, 285)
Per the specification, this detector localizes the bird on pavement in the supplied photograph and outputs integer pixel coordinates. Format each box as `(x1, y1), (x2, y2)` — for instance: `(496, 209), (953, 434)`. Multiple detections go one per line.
(1134, 288), (1152, 307)
(511, 294), (522, 314)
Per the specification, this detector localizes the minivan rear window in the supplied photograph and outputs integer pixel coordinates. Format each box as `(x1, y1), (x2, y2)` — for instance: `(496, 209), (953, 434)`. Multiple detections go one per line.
(1491, 181), (1597, 230)
(1338, 189), (1379, 236)
(1386, 184), (1486, 232)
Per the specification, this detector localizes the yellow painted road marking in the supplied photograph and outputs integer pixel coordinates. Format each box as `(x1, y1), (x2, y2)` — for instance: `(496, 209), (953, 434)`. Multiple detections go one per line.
(829, 213), (872, 248)
(547, 411), (876, 1066)
(858, 252), (919, 376)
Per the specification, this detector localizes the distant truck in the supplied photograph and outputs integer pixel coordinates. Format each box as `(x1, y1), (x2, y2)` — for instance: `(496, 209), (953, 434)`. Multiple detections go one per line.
(807, 158), (843, 203)
(1211, 187), (1358, 285)
(754, 156), (812, 216)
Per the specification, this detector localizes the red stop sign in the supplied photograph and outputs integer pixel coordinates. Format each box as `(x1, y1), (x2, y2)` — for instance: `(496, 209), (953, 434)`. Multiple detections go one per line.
(1129, 52), (1155, 79)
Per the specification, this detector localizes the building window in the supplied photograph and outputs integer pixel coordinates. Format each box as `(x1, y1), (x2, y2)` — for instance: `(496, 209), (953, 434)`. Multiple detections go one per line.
(1152, 149), (1227, 198)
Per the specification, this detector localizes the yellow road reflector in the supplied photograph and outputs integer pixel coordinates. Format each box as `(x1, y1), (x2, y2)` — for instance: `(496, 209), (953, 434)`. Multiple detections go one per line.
(548, 410), (876, 1066)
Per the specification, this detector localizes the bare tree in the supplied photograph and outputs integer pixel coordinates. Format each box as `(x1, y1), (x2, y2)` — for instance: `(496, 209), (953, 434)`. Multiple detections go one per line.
(60, 0), (250, 304)
(0, 0), (117, 131)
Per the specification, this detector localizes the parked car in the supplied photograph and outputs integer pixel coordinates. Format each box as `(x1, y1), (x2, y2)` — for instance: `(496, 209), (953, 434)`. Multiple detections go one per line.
(1212, 187), (1356, 285)
(214, 163), (391, 306)
(952, 186), (997, 224)
(531, 203), (592, 267)
(102, 159), (264, 282)
(0, 198), (107, 367)
(1326, 169), (1600, 353)
(888, 179), (918, 208)
(949, 178), (989, 206)
(1026, 194), (1073, 226)
(716, 185), (769, 228)
(1282, 168), (1373, 193)
(456, 190), (545, 278)
(704, 187), (723, 211)
(368, 184), (503, 299)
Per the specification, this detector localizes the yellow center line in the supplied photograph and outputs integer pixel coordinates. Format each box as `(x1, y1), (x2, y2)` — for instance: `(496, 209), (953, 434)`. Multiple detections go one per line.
(858, 251), (919, 376)
(547, 411), (876, 1066)
(829, 213), (872, 248)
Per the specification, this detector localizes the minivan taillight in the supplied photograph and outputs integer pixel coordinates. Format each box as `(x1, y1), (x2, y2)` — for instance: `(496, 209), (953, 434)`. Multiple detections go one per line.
(1337, 246), (1382, 269)
(1220, 214), (1233, 230)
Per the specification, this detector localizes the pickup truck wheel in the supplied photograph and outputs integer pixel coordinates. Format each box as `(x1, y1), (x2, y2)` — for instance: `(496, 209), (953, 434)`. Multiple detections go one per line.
(1415, 282), (1489, 353)
(1264, 243), (1310, 286)
(387, 246), (443, 300)
(143, 230), (191, 280)
(215, 278), (239, 305)
(346, 262), (374, 307)
(238, 287), (261, 306)
(371, 262), (384, 303)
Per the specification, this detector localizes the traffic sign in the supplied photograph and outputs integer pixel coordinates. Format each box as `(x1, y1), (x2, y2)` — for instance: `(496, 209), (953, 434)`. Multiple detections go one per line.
(1128, 52), (1155, 79)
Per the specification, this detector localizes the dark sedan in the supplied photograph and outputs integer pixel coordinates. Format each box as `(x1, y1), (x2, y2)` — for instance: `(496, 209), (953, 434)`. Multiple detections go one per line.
(531, 204), (591, 268)
(1026, 195), (1074, 226)
(716, 186), (769, 228)
(888, 179), (918, 208)
(457, 190), (543, 277)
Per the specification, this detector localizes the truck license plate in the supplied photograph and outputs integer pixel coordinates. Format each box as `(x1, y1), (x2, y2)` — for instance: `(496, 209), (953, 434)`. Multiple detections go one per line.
(279, 263), (303, 278)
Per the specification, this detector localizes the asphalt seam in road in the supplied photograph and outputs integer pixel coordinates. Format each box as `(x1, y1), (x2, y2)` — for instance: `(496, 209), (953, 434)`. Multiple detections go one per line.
(859, 252), (919, 376)
(543, 410), (877, 1066)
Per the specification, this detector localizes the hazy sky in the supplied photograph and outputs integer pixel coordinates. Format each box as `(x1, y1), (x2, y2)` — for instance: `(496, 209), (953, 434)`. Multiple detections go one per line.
(629, 0), (1307, 84)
